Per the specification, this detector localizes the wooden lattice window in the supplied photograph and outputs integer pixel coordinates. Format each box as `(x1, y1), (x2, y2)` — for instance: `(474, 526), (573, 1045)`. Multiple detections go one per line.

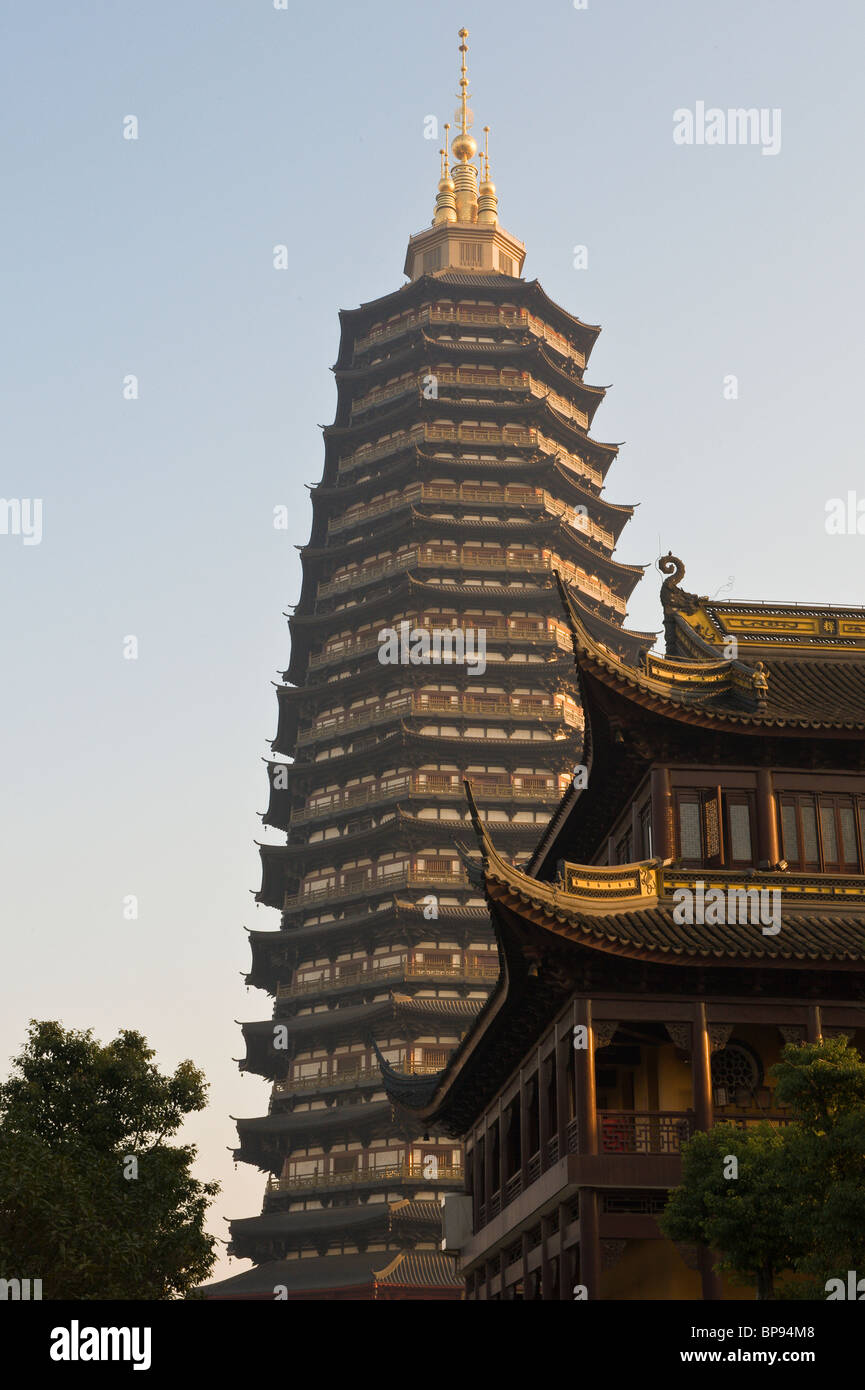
(780, 793), (861, 872)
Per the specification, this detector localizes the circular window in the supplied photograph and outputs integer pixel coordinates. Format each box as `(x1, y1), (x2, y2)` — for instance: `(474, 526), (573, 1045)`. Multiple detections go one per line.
(710, 1039), (763, 1095)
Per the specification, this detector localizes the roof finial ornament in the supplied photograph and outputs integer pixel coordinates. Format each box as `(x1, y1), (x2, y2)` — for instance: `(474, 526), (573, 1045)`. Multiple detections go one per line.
(450, 27), (479, 222)
(478, 123), (498, 227)
(432, 121), (457, 225)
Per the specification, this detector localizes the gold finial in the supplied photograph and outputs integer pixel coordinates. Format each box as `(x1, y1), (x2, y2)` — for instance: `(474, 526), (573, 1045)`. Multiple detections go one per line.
(477, 123), (498, 226)
(432, 121), (457, 225)
(452, 27), (477, 162)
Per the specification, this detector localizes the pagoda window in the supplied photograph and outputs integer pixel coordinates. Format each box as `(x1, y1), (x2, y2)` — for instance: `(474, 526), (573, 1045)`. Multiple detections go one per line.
(674, 788), (756, 868)
(780, 793), (861, 872)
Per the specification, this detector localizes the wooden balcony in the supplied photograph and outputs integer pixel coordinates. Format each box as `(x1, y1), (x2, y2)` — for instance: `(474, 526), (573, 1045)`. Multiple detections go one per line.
(277, 958), (500, 999)
(296, 692), (581, 746)
(272, 1061), (442, 1095)
(282, 868), (470, 911)
(290, 774), (564, 825)
(352, 304), (527, 356)
(316, 546), (626, 613)
(268, 1162), (464, 1193)
(307, 622), (575, 669)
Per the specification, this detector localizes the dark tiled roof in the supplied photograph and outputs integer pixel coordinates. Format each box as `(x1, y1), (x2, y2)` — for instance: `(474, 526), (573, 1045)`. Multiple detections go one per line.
(235, 1101), (391, 1141)
(373, 1250), (463, 1288)
(200, 1255), (382, 1296)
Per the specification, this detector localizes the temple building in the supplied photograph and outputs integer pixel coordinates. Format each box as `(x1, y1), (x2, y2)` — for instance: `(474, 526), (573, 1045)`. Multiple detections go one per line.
(209, 30), (650, 1299)
(381, 561), (865, 1300)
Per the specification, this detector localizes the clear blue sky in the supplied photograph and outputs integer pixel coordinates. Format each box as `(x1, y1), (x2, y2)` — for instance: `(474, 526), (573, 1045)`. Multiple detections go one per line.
(2, 0), (864, 1284)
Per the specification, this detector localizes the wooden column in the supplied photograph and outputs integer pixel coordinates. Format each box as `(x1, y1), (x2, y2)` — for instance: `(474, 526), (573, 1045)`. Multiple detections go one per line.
(693, 1003), (723, 1299)
(521, 1231), (530, 1301)
(497, 1101), (506, 1200)
(692, 1003), (714, 1133)
(483, 1123), (493, 1214)
(632, 799), (641, 857)
(542, 1217), (556, 1301)
(807, 1004), (823, 1042)
(580, 1188), (601, 1300)
(558, 1200), (570, 1300)
(756, 768), (780, 867)
(556, 1033), (569, 1155)
(539, 1052), (551, 1161)
(574, 998), (597, 1154)
(470, 1138), (481, 1230)
(519, 1070), (529, 1191)
(651, 765), (673, 860)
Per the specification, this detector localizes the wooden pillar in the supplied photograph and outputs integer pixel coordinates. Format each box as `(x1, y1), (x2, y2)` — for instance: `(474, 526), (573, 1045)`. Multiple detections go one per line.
(651, 765), (673, 860)
(541, 1215), (553, 1300)
(807, 1004), (823, 1043)
(556, 1033), (569, 1155)
(519, 1070), (529, 1191)
(483, 1123), (493, 1214)
(607, 834), (617, 865)
(497, 1100), (507, 1198)
(692, 1003), (714, 1133)
(580, 1188), (601, 1300)
(574, 998), (597, 1155)
(521, 1231), (530, 1301)
(539, 1052), (551, 1160)
(756, 768), (780, 868)
(631, 800), (641, 859)
(558, 1200), (569, 1300)
(471, 1136), (482, 1230)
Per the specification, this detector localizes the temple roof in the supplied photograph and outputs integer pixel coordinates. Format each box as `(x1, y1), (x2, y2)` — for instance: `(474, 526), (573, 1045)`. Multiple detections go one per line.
(199, 1248), (461, 1297)
(376, 784), (865, 1133)
(661, 554), (865, 662)
(557, 571), (865, 733)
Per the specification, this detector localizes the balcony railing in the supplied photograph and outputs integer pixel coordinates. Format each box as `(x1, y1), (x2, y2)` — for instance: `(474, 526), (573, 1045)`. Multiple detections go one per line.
(282, 868), (470, 912)
(277, 959), (500, 998)
(598, 1111), (694, 1155)
(267, 1162), (463, 1192)
(296, 692), (581, 746)
(290, 774), (564, 825)
(316, 546), (625, 612)
(272, 1061), (443, 1095)
(307, 623), (575, 670)
(352, 305), (527, 355)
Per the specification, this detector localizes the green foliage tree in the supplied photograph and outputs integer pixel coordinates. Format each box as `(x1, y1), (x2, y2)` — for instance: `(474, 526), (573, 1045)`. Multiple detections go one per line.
(660, 1036), (865, 1300)
(659, 1122), (803, 1299)
(0, 1020), (219, 1299)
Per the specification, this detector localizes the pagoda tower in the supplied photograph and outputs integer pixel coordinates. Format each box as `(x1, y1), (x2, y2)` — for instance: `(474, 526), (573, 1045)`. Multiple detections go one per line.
(227, 30), (653, 1300)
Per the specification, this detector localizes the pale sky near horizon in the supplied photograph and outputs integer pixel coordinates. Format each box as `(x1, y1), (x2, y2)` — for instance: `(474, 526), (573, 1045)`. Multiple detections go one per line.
(2, 0), (865, 1286)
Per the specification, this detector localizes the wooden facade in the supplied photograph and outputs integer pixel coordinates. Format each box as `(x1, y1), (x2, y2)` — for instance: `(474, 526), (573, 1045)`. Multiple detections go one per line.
(381, 564), (865, 1299)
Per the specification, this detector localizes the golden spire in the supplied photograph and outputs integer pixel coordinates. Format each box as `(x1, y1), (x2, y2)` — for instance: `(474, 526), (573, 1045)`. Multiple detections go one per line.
(448, 27), (479, 223)
(433, 121), (457, 225)
(478, 124), (498, 227)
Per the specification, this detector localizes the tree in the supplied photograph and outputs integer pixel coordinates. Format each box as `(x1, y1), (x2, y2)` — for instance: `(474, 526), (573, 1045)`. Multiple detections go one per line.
(659, 1121), (804, 1299)
(0, 1020), (219, 1299)
(660, 1037), (865, 1299)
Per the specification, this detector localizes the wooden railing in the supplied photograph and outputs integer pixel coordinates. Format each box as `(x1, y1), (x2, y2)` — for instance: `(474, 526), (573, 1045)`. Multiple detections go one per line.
(272, 1061), (443, 1094)
(277, 959), (500, 998)
(327, 482), (613, 549)
(291, 774), (565, 825)
(296, 691), (581, 745)
(268, 1162), (463, 1192)
(598, 1111), (694, 1155)
(353, 305), (527, 355)
(308, 622), (575, 668)
(317, 546), (626, 612)
(282, 868), (470, 911)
